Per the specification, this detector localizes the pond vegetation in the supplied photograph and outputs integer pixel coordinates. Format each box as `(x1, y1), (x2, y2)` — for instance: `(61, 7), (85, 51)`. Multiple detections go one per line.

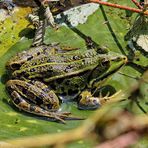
(0, 0), (147, 147)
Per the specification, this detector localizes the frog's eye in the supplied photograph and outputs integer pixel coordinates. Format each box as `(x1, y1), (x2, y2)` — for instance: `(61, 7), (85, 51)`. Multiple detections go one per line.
(101, 60), (110, 67)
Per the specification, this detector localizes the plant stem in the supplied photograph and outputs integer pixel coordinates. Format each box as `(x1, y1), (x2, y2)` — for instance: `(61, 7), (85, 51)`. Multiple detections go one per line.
(131, 0), (143, 9)
(90, 0), (148, 16)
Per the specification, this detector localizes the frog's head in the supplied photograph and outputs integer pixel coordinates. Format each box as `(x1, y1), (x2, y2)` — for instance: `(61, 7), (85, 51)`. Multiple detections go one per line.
(78, 52), (127, 110)
(89, 52), (127, 88)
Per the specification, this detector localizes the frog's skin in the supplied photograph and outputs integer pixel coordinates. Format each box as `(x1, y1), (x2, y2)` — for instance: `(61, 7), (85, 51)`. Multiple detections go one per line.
(6, 11), (127, 123)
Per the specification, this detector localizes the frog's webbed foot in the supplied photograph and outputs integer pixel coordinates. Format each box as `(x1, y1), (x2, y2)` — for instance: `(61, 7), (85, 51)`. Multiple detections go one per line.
(46, 111), (72, 123)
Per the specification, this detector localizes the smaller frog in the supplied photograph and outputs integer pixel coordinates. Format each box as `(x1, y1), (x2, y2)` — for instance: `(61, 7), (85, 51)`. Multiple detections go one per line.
(6, 9), (127, 123)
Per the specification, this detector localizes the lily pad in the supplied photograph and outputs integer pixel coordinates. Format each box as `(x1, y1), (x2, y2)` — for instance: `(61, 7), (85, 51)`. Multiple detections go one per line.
(0, 0), (147, 147)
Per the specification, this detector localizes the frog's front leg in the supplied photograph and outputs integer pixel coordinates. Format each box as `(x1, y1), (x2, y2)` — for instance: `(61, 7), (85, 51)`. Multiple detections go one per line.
(6, 80), (70, 123)
(78, 90), (122, 110)
(78, 90), (101, 110)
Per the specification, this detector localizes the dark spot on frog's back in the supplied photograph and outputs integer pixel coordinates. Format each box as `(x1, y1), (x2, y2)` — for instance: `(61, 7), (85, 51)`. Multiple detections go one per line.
(37, 52), (40, 56)
(20, 71), (29, 77)
(73, 55), (80, 60)
(10, 63), (21, 70)
(26, 90), (35, 99)
(27, 56), (33, 61)
(30, 68), (35, 72)
(64, 65), (73, 73)
(30, 105), (36, 112)
(14, 98), (21, 104)
(31, 62), (37, 66)
(35, 97), (43, 105)
(46, 104), (53, 110)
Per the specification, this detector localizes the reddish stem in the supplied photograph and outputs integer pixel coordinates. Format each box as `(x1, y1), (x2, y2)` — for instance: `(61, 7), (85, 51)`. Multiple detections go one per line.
(90, 0), (148, 16)
(131, 0), (143, 9)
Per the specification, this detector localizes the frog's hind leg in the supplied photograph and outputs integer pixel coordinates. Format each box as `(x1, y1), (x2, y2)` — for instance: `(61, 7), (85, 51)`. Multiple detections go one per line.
(6, 80), (70, 123)
(11, 91), (69, 123)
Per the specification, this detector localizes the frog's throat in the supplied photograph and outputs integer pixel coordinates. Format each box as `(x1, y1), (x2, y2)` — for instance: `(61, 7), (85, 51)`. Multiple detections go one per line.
(89, 58), (127, 88)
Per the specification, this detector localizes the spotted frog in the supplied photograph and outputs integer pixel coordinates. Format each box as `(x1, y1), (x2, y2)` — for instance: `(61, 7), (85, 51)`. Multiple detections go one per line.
(6, 11), (127, 123)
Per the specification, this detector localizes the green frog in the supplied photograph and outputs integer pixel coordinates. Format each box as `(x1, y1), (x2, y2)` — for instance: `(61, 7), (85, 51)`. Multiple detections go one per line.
(6, 11), (127, 123)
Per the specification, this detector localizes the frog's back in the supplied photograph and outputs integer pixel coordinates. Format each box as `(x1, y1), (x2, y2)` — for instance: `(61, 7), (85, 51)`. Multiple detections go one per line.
(12, 48), (101, 81)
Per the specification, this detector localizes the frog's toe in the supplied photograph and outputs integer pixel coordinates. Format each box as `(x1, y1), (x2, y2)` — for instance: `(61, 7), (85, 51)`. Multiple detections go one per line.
(49, 112), (84, 123)
(78, 96), (101, 110)
(49, 112), (71, 124)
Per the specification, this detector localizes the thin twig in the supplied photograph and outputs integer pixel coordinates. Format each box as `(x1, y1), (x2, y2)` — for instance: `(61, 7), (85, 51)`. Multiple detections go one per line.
(131, 0), (143, 9)
(90, 0), (148, 16)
